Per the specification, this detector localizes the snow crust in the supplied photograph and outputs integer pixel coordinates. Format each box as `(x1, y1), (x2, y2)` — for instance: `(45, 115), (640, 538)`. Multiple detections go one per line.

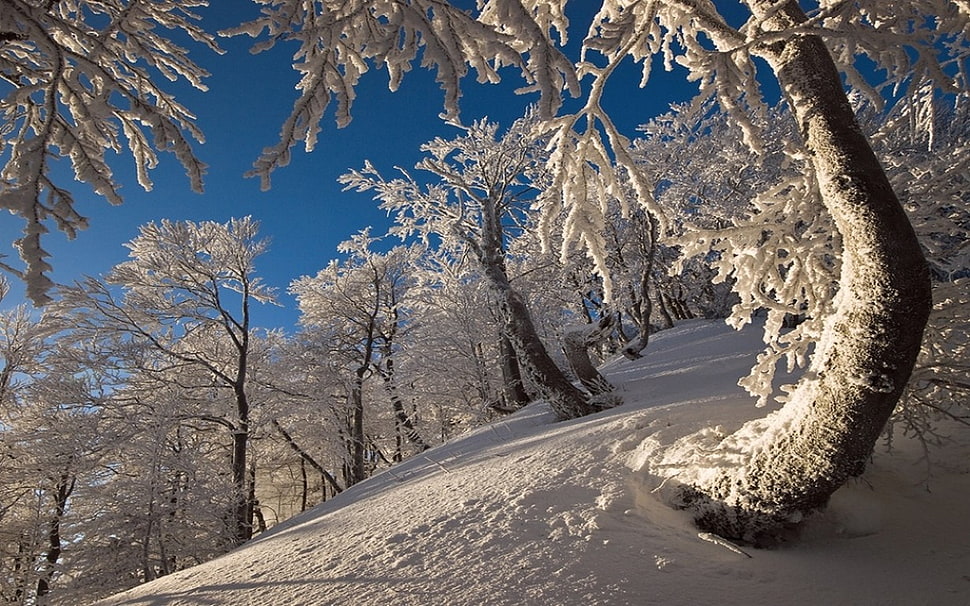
(95, 320), (970, 606)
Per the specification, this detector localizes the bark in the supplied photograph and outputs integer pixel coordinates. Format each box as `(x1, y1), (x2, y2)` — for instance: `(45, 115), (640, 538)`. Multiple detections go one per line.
(36, 471), (74, 597)
(380, 309), (430, 455)
(562, 315), (615, 394)
(475, 195), (594, 421)
(498, 333), (530, 409)
(348, 363), (368, 487)
(249, 466), (267, 534)
(229, 292), (254, 546)
(383, 359), (430, 455)
(683, 0), (933, 543)
(485, 261), (594, 420)
(229, 415), (251, 545)
(654, 289), (675, 329)
(624, 212), (660, 359)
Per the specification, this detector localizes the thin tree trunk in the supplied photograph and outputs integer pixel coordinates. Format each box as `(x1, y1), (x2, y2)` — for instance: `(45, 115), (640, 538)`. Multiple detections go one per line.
(385, 368), (430, 454)
(683, 0), (932, 543)
(36, 471), (74, 598)
(300, 458), (308, 512)
(272, 419), (343, 495)
(625, 212), (660, 359)
(349, 370), (367, 486)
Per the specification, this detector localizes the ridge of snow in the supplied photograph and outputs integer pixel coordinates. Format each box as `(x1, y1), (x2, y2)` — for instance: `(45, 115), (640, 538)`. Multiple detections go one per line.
(95, 320), (970, 606)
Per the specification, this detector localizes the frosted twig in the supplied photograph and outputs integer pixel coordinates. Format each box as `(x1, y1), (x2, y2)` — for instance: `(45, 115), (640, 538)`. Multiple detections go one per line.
(698, 532), (752, 558)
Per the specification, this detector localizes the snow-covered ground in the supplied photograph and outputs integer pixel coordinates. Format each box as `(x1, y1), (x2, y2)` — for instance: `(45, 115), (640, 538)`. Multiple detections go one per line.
(96, 320), (970, 606)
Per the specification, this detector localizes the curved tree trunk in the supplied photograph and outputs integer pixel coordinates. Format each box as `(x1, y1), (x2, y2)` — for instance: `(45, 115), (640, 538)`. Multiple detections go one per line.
(490, 269), (595, 420)
(562, 315), (615, 394)
(475, 196), (594, 421)
(624, 212), (660, 359)
(499, 333), (531, 409)
(684, 0), (932, 543)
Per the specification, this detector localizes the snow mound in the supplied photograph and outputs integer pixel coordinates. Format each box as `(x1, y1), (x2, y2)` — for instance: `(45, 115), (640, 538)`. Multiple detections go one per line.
(96, 320), (970, 606)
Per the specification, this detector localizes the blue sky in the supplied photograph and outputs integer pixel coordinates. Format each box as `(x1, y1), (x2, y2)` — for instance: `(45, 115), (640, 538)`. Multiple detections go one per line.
(1, 3), (716, 331)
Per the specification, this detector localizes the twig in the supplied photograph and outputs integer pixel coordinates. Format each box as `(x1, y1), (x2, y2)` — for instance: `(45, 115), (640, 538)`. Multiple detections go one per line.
(698, 532), (752, 558)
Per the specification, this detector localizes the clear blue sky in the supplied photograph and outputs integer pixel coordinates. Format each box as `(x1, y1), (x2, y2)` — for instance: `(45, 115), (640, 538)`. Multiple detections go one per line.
(0, 3), (719, 331)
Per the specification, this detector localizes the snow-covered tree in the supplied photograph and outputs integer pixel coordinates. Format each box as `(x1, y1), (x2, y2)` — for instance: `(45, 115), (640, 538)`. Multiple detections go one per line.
(240, 0), (965, 541)
(290, 232), (426, 486)
(53, 216), (277, 546)
(0, 0), (219, 303)
(341, 115), (603, 419)
(406, 248), (517, 427)
(56, 370), (238, 602)
(0, 309), (112, 604)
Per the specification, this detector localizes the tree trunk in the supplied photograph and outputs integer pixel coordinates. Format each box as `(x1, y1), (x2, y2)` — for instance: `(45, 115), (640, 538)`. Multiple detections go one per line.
(625, 212), (660, 359)
(476, 201), (594, 420)
(683, 0), (932, 544)
(655, 289), (675, 329)
(499, 333), (531, 409)
(272, 418), (343, 495)
(228, 327), (254, 546)
(36, 471), (74, 597)
(485, 262), (594, 420)
(349, 371), (367, 487)
(562, 315), (615, 394)
(229, 413), (251, 545)
(386, 372), (430, 455)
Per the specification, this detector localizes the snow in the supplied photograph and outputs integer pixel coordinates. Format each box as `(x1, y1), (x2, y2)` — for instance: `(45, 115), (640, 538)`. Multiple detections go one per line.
(95, 320), (970, 606)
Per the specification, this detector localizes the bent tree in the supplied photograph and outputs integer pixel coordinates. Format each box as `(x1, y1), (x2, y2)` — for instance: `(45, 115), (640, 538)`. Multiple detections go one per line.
(2, 0), (964, 544)
(669, 0), (934, 542)
(340, 117), (597, 420)
(240, 0), (962, 540)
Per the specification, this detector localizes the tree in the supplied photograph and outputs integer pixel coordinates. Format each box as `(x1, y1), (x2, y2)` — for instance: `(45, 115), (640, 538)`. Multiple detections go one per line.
(54, 216), (277, 546)
(241, 0), (963, 541)
(0, 308), (109, 604)
(2, 0), (964, 545)
(407, 248), (520, 426)
(0, 0), (219, 304)
(340, 116), (600, 420)
(291, 232), (427, 485)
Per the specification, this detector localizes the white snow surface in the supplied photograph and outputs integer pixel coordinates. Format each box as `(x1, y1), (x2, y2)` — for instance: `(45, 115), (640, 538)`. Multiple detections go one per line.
(96, 320), (970, 606)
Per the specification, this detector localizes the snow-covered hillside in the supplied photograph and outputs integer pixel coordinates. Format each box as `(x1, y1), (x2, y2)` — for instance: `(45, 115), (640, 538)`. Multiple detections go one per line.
(96, 320), (970, 606)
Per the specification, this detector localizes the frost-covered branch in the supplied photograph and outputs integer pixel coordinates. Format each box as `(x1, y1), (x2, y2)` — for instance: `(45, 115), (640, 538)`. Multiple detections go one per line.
(0, 0), (221, 303)
(228, 0), (578, 189)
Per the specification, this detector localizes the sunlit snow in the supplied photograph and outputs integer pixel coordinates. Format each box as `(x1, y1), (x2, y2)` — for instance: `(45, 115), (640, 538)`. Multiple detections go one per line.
(96, 320), (970, 606)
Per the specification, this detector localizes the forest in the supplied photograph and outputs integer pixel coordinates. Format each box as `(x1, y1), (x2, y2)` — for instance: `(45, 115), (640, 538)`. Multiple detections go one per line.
(0, 1), (968, 604)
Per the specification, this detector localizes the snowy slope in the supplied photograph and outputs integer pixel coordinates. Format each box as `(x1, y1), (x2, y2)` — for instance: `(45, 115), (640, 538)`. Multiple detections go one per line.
(95, 320), (970, 606)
